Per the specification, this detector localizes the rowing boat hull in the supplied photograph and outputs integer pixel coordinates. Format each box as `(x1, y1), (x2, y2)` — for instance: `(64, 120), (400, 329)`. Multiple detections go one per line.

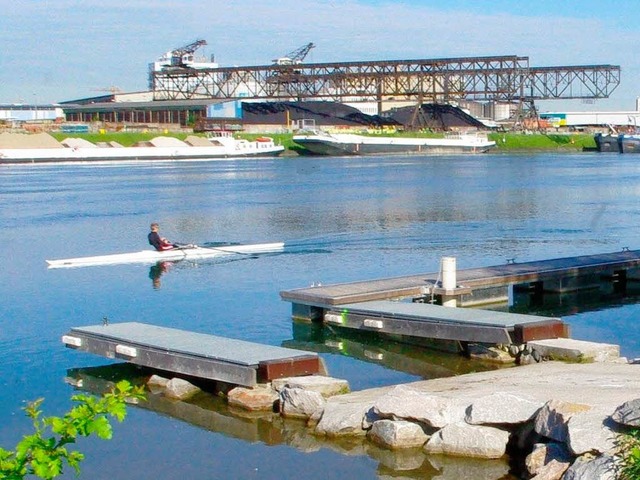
(293, 133), (496, 156)
(46, 242), (285, 268)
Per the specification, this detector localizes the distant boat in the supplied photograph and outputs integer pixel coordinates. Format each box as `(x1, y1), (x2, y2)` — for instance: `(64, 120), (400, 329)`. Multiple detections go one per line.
(594, 132), (620, 153)
(0, 132), (284, 164)
(293, 130), (496, 156)
(618, 134), (640, 153)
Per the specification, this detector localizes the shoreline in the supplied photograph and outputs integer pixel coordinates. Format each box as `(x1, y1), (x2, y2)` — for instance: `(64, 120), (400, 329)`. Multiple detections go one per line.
(1, 131), (599, 155)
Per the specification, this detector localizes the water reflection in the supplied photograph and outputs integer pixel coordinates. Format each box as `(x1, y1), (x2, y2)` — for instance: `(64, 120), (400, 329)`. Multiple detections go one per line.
(284, 323), (507, 380)
(65, 364), (514, 480)
(149, 261), (173, 289)
(508, 279), (640, 317)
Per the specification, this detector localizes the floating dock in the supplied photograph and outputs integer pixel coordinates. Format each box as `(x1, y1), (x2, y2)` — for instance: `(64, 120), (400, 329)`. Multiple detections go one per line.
(280, 249), (640, 347)
(62, 322), (320, 387)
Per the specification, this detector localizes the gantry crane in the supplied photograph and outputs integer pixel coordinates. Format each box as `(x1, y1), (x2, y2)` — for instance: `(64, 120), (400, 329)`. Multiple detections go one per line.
(169, 39), (208, 67)
(272, 43), (315, 65)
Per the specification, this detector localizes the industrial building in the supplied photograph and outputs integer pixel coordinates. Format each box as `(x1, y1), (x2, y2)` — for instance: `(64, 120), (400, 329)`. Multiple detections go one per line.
(0, 104), (63, 126)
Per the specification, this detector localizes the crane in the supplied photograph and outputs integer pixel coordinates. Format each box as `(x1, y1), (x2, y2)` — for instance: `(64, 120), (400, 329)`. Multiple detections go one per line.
(169, 39), (207, 67)
(272, 43), (315, 66)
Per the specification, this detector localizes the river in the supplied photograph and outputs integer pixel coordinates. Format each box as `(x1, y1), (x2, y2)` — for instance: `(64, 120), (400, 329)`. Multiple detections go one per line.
(1, 151), (639, 479)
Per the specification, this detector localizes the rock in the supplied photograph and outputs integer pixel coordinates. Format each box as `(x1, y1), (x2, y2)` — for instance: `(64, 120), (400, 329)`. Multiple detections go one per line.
(467, 344), (514, 363)
(529, 459), (570, 480)
(372, 385), (467, 429)
(367, 420), (429, 449)
(528, 338), (620, 363)
(227, 385), (279, 411)
(466, 392), (542, 425)
(147, 374), (169, 393)
(562, 454), (618, 480)
(525, 442), (573, 476)
(534, 399), (592, 442)
(423, 422), (509, 459)
(566, 411), (618, 455)
(611, 398), (640, 427)
(279, 387), (326, 420)
(314, 398), (373, 437)
(271, 375), (350, 398)
(163, 377), (200, 400)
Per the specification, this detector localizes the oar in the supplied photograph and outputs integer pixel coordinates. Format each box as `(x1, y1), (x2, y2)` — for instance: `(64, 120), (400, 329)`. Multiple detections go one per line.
(179, 242), (259, 258)
(198, 245), (259, 258)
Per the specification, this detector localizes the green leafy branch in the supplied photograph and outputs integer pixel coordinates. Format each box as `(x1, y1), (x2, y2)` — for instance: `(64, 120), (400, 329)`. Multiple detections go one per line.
(0, 380), (145, 479)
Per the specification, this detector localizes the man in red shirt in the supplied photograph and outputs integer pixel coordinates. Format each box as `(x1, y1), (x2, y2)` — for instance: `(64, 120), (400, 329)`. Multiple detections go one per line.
(148, 223), (176, 251)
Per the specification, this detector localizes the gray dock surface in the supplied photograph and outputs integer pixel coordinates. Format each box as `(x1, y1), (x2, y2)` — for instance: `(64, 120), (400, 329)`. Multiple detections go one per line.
(337, 301), (554, 327)
(325, 301), (565, 344)
(64, 322), (320, 386)
(281, 249), (640, 306)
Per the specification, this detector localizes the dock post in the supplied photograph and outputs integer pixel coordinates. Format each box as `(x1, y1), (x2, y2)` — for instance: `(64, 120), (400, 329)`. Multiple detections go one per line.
(441, 257), (457, 307)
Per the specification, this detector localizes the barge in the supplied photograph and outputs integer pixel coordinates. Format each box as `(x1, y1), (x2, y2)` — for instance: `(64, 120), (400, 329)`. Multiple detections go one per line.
(293, 131), (496, 156)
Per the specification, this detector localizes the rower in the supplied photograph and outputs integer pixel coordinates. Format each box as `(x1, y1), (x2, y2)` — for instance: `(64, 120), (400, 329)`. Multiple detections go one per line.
(148, 223), (176, 251)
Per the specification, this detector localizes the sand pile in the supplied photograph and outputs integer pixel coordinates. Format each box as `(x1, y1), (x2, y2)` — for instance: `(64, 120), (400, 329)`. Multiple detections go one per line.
(184, 135), (213, 147)
(0, 132), (64, 149)
(61, 138), (97, 148)
(148, 136), (188, 147)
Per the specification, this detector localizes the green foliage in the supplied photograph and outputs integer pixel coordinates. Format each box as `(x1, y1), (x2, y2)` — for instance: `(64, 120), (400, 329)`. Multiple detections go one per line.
(0, 380), (145, 479)
(619, 427), (640, 479)
(488, 133), (596, 150)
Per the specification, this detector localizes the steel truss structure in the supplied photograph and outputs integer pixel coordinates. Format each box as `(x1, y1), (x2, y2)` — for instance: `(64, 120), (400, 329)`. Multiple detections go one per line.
(151, 55), (620, 107)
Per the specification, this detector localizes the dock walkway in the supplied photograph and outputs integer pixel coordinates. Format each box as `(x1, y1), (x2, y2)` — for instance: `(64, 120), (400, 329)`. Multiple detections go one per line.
(280, 249), (640, 346)
(62, 322), (320, 387)
(281, 249), (640, 307)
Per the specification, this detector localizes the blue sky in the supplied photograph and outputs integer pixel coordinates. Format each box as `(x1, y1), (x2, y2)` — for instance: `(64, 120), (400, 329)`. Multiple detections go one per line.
(1, 0), (638, 112)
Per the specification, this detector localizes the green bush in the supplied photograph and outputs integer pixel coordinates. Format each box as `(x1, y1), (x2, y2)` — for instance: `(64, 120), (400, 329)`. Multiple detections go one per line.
(619, 427), (640, 479)
(0, 381), (145, 479)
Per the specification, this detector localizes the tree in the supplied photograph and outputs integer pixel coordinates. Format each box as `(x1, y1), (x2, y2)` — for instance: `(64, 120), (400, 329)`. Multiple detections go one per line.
(0, 380), (145, 479)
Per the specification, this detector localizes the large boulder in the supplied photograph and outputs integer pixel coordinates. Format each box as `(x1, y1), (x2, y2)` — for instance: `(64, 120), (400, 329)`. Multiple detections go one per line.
(562, 454), (618, 480)
(466, 392), (542, 425)
(279, 387), (326, 420)
(227, 385), (279, 411)
(372, 385), (467, 429)
(529, 459), (570, 480)
(525, 442), (573, 476)
(534, 399), (592, 442)
(611, 398), (640, 427)
(367, 419), (429, 449)
(147, 374), (169, 393)
(163, 378), (200, 400)
(566, 411), (618, 455)
(271, 375), (350, 398)
(424, 422), (509, 459)
(314, 398), (373, 437)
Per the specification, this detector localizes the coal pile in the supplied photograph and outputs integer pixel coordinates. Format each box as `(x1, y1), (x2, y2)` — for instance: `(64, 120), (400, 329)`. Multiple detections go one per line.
(384, 104), (486, 130)
(241, 101), (399, 128)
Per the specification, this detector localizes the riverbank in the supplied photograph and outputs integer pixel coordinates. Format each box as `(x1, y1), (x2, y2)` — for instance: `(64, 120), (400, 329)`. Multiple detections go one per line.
(46, 131), (597, 154)
(112, 353), (636, 479)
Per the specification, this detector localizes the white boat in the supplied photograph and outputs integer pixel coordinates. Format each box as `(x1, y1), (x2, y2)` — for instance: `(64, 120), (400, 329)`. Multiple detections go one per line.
(46, 242), (285, 269)
(0, 132), (284, 164)
(293, 131), (496, 155)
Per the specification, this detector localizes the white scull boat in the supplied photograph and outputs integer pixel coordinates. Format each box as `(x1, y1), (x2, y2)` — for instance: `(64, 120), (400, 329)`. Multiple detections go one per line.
(46, 242), (285, 269)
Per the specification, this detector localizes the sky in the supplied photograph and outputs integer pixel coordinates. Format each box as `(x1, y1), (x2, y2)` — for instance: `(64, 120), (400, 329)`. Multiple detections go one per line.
(1, 0), (639, 112)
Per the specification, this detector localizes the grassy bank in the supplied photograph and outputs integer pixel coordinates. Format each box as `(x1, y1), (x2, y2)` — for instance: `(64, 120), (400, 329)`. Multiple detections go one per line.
(487, 133), (596, 151)
(50, 131), (597, 152)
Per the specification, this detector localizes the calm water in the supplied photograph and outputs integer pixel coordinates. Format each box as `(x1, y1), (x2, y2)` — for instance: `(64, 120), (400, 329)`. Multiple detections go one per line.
(2, 152), (640, 479)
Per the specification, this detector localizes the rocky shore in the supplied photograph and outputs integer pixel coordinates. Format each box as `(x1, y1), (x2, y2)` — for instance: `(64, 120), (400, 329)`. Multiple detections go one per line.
(146, 359), (640, 479)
